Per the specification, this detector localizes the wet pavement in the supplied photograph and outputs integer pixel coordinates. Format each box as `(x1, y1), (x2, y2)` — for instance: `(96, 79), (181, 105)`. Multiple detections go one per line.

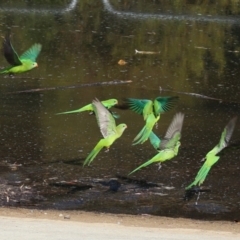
(0, 0), (240, 221)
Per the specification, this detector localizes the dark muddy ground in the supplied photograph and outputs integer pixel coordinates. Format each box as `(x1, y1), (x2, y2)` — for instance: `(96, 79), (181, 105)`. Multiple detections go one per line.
(1, 1), (240, 222)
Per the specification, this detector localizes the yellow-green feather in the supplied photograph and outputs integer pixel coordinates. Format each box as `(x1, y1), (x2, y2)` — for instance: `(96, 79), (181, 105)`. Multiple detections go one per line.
(129, 143), (180, 175)
(56, 99), (118, 115)
(186, 117), (237, 189)
(133, 113), (159, 145)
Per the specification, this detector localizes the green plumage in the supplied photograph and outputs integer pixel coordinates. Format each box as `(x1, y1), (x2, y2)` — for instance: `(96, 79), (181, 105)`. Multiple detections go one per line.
(125, 96), (178, 145)
(56, 99), (118, 117)
(83, 98), (127, 166)
(1, 34), (42, 74)
(186, 117), (237, 190)
(149, 131), (161, 150)
(129, 112), (184, 175)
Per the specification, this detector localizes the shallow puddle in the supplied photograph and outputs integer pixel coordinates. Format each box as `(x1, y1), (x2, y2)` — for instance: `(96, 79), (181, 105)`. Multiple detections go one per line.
(0, 0), (240, 221)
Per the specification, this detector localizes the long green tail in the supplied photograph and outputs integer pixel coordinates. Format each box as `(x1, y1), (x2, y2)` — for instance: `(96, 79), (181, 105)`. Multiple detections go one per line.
(56, 105), (90, 115)
(83, 142), (103, 166)
(133, 113), (158, 145)
(128, 159), (154, 175)
(149, 131), (161, 150)
(186, 155), (220, 189)
(133, 125), (152, 145)
(186, 165), (211, 189)
(0, 66), (12, 74)
(56, 109), (85, 115)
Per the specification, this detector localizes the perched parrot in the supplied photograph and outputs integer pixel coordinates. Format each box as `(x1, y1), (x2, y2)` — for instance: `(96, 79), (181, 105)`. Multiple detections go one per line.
(56, 99), (119, 118)
(129, 112), (184, 175)
(186, 117), (237, 190)
(0, 33), (42, 75)
(83, 98), (127, 166)
(124, 96), (178, 145)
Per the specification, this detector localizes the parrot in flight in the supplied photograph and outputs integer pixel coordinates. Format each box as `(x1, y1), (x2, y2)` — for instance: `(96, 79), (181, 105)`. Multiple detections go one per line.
(56, 99), (119, 118)
(0, 33), (42, 75)
(185, 117), (237, 190)
(124, 96), (178, 145)
(83, 98), (127, 166)
(129, 112), (184, 175)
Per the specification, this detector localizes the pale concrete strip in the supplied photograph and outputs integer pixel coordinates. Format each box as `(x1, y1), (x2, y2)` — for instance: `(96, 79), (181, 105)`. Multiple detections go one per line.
(0, 215), (239, 240)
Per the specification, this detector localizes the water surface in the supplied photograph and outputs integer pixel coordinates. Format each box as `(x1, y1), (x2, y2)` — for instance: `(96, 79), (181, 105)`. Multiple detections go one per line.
(0, 0), (240, 221)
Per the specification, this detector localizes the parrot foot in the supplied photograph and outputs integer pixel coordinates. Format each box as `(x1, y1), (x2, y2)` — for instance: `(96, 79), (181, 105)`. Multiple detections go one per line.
(155, 122), (158, 129)
(157, 163), (162, 170)
(195, 192), (201, 205)
(105, 148), (110, 153)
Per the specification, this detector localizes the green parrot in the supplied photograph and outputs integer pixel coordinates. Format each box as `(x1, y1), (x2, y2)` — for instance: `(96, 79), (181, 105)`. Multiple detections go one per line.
(56, 99), (119, 118)
(125, 96), (178, 145)
(83, 98), (127, 166)
(186, 117), (237, 190)
(0, 33), (42, 75)
(129, 112), (184, 175)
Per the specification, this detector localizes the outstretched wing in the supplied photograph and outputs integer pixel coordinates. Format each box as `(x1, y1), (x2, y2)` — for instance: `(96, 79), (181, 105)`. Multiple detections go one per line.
(2, 33), (22, 66)
(160, 112), (184, 149)
(20, 43), (42, 61)
(92, 98), (117, 138)
(124, 98), (150, 115)
(210, 116), (237, 156)
(153, 96), (179, 115)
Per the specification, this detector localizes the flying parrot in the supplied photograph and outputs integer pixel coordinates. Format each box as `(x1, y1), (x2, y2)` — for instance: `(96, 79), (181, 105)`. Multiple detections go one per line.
(56, 99), (119, 118)
(0, 33), (42, 75)
(83, 98), (127, 166)
(129, 112), (184, 175)
(185, 117), (237, 190)
(124, 96), (178, 145)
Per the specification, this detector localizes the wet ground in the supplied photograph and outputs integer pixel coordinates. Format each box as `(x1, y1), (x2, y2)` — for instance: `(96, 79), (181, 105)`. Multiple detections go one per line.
(0, 0), (240, 221)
